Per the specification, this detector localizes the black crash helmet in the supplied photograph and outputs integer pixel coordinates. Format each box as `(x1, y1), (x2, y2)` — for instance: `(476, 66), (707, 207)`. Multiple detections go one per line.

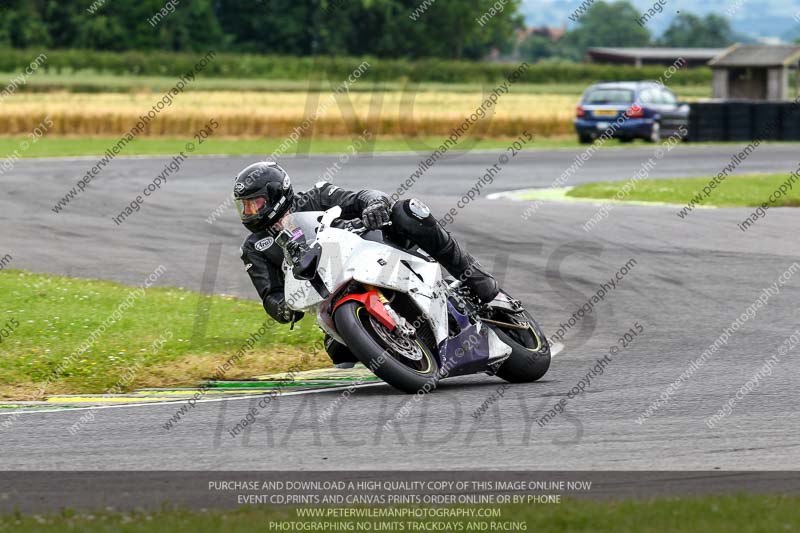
(233, 161), (294, 233)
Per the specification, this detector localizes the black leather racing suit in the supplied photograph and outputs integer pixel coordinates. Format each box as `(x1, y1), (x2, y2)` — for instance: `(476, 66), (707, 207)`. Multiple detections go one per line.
(240, 181), (497, 363)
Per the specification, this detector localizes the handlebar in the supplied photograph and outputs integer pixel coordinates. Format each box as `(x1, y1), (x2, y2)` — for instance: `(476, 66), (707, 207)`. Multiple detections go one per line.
(352, 220), (392, 235)
(332, 219), (392, 235)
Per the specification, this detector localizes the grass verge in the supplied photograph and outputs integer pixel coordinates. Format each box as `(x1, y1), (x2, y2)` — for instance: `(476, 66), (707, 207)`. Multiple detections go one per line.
(566, 173), (800, 208)
(1, 495), (798, 532)
(0, 270), (327, 400)
(7, 136), (794, 159)
(0, 135), (609, 158)
(0, 71), (714, 98)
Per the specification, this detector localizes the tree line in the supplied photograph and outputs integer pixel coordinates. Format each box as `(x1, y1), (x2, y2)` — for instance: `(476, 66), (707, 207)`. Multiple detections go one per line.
(0, 0), (751, 62)
(0, 0), (522, 60)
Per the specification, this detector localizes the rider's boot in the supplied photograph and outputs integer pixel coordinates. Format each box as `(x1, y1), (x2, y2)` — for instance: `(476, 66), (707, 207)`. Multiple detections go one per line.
(325, 334), (359, 369)
(434, 237), (500, 304)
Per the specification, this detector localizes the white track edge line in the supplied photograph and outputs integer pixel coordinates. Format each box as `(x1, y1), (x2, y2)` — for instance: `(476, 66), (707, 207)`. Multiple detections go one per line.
(0, 382), (386, 417)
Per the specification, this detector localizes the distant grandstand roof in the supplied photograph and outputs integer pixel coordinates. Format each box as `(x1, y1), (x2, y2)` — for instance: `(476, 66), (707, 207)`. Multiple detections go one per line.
(709, 44), (800, 67)
(587, 47), (724, 63)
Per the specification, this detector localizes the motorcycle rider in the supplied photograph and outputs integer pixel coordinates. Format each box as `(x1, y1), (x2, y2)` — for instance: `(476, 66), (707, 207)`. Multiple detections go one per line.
(236, 161), (499, 367)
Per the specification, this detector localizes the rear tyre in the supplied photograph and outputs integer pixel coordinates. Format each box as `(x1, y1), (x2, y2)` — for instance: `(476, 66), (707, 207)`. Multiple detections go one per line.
(489, 309), (551, 383)
(334, 301), (439, 394)
(578, 134), (593, 145)
(647, 121), (661, 143)
(619, 137), (633, 143)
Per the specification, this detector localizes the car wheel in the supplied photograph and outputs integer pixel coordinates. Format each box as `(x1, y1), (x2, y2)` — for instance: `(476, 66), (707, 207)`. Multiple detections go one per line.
(578, 134), (593, 144)
(619, 137), (633, 143)
(648, 121), (661, 143)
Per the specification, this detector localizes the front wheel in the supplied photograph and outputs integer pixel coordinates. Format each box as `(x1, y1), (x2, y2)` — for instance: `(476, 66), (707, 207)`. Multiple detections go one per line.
(334, 301), (440, 394)
(488, 309), (551, 383)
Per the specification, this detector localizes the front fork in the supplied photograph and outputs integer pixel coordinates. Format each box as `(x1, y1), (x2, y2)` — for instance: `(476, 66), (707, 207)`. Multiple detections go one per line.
(365, 285), (416, 337)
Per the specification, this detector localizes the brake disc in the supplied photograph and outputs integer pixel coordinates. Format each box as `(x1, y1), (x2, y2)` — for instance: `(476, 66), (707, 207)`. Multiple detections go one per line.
(369, 316), (423, 361)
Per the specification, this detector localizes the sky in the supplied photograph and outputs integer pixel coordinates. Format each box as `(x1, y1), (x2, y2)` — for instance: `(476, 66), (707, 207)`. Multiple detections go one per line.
(520, 0), (800, 42)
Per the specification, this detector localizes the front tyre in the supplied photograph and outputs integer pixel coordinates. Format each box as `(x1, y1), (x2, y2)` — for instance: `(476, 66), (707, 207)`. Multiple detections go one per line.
(489, 309), (551, 383)
(334, 301), (439, 394)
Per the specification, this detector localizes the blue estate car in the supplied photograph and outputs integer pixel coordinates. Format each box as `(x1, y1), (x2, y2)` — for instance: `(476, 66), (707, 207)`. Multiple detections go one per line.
(574, 81), (689, 144)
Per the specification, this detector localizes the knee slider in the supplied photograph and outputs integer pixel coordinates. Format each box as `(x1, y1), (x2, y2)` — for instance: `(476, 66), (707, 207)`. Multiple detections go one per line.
(396, 198), (435, 227)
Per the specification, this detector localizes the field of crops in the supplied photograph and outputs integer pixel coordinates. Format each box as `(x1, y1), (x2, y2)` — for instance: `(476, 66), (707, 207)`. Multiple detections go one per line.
(1, 90), (579, 138)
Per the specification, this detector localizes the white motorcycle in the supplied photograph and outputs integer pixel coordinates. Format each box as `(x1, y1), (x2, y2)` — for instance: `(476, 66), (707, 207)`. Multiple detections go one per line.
(278, 206), (550, 394)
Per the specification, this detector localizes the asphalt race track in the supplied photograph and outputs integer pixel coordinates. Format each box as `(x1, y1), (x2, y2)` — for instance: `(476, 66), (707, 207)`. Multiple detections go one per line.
(2, 143), (800, 470)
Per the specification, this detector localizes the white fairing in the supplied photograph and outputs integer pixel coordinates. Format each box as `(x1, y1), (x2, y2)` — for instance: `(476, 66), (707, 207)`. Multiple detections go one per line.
(283, 208), (508, 360)
(486, 325), (513, 363)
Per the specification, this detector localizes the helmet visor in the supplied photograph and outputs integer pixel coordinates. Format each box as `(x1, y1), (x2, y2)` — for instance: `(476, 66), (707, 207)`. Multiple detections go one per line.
(235, 196), (267, 221)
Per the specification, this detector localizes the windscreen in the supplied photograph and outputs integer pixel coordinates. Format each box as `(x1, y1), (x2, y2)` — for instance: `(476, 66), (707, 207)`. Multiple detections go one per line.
(584, 89), (635, 105)
(279, 211), (325, 246)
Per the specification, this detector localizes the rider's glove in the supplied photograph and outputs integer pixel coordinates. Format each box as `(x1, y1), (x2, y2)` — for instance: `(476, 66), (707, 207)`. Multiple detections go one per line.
(276, 299), (302, 323)
(362, 197), (392, 230)
(284, 238), (305, 265)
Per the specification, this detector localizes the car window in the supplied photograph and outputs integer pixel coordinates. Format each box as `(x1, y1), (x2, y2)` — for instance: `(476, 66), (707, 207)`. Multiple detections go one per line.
(583, 89), (634, 105)
(639, 89), (657, 104)
(659, 89), (677, 105)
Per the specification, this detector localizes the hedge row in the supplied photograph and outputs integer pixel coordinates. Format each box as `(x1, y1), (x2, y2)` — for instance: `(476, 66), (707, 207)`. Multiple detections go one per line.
(0, 48), (712, 86)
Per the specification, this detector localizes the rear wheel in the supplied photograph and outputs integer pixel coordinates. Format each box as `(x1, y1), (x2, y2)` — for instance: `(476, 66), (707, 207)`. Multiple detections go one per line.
(488, 309), (551, 383)
(334, 301), (439, 394)
(647, 121), (661, 143)
(578, 133), (593, 144)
